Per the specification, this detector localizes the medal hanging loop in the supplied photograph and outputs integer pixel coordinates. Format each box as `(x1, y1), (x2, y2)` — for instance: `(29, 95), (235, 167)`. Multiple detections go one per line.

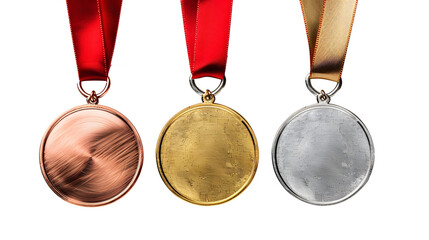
(301, 0), (358, 85)
(77, 76), (111, 104)
(77, 76), (111, 98)
(189, 75), (226, 96)
(67, 0), (122, 100)
(181, 0), (233, 96)
(305, 74), (342, 103)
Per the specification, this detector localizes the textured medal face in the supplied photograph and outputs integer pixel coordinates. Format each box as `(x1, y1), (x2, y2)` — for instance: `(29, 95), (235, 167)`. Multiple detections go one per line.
(272, 103), (374, 205)
(157, 102), (258, 205)
(40, 105), (143, 207)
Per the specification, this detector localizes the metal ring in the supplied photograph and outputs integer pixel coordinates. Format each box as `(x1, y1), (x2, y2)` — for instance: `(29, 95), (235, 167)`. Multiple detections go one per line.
(189, 75), (226, 95)
(77, 77), (111, 99)
(305, 74), (342, 97)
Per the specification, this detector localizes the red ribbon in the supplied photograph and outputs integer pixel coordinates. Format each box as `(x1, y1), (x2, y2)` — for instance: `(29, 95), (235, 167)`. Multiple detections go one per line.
(67, 0), (122, 81)
(181, 0), (233, 80)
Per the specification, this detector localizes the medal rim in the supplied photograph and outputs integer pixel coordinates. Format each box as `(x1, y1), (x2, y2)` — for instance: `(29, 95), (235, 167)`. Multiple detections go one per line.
(39, 104), (144, 207)
(272, 103), (375, 205)
(156, 102), (259, 206)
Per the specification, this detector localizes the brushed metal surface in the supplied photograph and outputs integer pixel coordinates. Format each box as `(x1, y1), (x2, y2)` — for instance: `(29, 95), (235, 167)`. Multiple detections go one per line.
(273, 103), (374, 205)
(157, 102), (258, 205)
(40, 105), (143, 207)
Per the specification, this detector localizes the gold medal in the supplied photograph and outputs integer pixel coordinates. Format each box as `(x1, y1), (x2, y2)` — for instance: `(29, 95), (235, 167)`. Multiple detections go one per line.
(157, 92), (258, 205)
(161, 0), (259, 205)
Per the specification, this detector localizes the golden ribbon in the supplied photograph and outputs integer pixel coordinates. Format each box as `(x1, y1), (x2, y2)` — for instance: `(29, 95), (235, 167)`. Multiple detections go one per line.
(300, 0), (358, 82)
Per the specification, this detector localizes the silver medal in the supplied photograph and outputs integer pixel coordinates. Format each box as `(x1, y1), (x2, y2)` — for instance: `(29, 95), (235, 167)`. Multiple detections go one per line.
(272, 77), (374, 205)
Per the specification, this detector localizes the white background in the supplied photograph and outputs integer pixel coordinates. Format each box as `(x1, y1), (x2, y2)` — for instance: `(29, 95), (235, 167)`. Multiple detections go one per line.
(0, 0), (427, 239)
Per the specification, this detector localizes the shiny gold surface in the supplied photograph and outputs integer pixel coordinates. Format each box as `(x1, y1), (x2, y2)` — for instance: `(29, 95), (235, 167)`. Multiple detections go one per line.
(40, 105), (143, 207)
(157, 102), (258, 205)
(301, 0), (358, 82)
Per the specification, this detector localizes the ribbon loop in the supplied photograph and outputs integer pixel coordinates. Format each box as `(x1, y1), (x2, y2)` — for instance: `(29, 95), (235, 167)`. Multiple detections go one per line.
(67, 0), (122, 81)
(181, 0), (233, 80)
(300, 0), (358, 82)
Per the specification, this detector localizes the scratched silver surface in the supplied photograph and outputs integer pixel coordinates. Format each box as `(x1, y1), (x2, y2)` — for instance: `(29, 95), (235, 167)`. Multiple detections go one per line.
(272, 103), (374, 205)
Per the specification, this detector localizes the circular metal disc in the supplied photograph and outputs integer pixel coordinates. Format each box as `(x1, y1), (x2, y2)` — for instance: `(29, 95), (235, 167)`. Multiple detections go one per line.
(40, 105), (143, 207)
(157, 102), (258, 205)
(272, 103), (374, 205)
